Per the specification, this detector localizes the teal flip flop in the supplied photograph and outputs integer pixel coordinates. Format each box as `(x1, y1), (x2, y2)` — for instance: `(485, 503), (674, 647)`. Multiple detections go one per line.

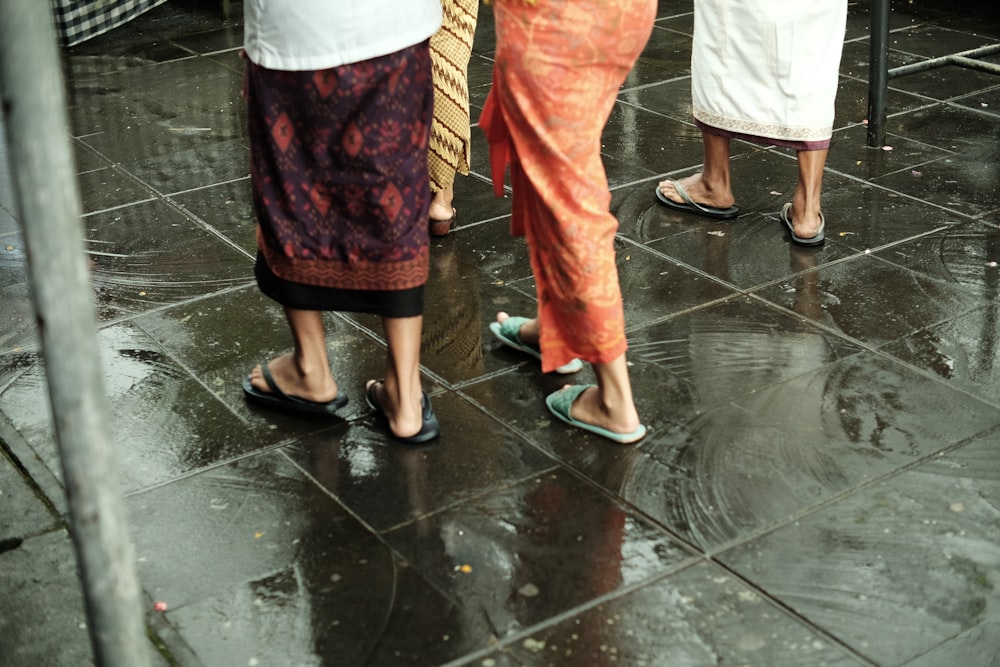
(545, 384), (647, 444)
(489, 316), (583, 374)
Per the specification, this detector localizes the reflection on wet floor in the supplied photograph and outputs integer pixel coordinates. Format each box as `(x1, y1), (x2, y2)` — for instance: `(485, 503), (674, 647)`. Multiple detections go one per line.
(1, 0), (1000, 665)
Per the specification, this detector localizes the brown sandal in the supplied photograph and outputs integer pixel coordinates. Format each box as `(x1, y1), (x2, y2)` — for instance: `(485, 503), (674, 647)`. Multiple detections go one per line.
(429, 208), (456, 237)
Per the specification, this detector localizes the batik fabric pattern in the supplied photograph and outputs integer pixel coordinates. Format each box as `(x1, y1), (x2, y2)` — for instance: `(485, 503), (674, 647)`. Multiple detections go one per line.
(481, 0), (656, 372)
(428, 0), (480, 194)
(246, 42), (434, 317)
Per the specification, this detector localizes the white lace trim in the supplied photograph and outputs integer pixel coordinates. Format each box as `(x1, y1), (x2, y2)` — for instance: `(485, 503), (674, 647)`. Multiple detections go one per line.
(693, 107), (832, 143)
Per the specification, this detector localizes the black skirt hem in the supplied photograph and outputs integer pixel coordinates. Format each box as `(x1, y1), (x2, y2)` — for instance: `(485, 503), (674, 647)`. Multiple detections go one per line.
(255, 253), (424, 318)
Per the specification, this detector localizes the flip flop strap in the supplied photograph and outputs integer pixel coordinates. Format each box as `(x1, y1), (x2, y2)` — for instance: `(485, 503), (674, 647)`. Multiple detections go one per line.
(500, 316), (529, 346)
(260, 364), (291, 400)
(671, 179), (715, 215)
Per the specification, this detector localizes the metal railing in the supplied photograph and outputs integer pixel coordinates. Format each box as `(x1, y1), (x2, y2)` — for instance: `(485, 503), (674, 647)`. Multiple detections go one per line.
(866, 0), (1000, 147)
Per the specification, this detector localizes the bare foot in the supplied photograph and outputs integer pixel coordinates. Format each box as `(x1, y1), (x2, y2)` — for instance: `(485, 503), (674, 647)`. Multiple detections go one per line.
(366, 379), (425, 440)
(429, 203), (455, 222)
(567, 384), (642, 438)
(496, 311), (539, 345)
(658, 172), (735, 210)
(249, 354), (338, 404)
(788, 203), (824, 238)
(429, 188), (455, 223)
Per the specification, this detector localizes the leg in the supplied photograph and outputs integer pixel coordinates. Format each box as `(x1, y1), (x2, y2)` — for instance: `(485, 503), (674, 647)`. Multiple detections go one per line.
(658, 133), (735, 209)
(368, 315), (426, 439)
(790, 148), (828, 238)
(429, 183), (455, 222)
(427, 0), (477, 234)
(553, 353), (643, 443)
(249, 308), (339, 402)
(491, 311), (583, 374)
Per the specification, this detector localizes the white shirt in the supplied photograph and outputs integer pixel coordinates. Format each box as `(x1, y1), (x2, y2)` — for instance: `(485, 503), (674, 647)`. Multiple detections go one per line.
(244, 0), (442, 71)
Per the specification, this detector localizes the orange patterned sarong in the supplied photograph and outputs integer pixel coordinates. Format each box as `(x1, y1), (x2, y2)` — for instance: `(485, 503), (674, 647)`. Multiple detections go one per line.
(480, 0), (656, 372)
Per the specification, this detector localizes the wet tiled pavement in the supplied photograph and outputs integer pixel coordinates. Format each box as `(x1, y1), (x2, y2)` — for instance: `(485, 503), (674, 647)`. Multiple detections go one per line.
(2, 1), (1000, 665)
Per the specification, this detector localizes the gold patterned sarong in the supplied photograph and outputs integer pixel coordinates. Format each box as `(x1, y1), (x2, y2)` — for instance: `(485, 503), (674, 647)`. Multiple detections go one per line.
(428, 0), (479, 193)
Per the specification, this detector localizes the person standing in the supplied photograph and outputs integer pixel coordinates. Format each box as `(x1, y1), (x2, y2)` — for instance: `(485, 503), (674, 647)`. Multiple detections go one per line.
(481, 0), (656, 444)
(240, 1), (443, 444)
(427, 0), (480, 236)
(655, 0), (848, 247)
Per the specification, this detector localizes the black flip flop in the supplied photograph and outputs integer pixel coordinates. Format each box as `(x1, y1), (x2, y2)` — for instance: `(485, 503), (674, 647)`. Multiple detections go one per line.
(365, 380), (440, 444)
(242, 364), (348, 417)
(654, 179), (740, 220)
(779, 203), (826, 247)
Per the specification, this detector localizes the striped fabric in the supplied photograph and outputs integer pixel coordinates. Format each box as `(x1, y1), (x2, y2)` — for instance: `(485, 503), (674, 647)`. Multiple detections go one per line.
(427, 0), (479, 194)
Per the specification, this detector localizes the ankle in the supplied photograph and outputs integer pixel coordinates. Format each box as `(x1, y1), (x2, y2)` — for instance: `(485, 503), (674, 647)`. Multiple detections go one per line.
(294, 357), (332, 386)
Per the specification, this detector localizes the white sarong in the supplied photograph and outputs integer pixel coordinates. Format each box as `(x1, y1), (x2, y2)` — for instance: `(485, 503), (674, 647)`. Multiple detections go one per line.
(691, 0), (848, 146)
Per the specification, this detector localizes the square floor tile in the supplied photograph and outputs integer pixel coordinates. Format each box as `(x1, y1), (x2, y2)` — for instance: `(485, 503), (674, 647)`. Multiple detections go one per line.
(382, 468), (696, 638)
(717, 433), (1000, 665)
(505, 561), (866, 666)
(286, 390), (556, 532)
(0, 321), (296, 494)
(82, 199), (251, 320)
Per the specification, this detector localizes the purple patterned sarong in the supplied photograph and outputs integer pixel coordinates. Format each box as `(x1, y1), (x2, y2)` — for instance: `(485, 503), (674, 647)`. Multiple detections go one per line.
(245, 42), (433, 316)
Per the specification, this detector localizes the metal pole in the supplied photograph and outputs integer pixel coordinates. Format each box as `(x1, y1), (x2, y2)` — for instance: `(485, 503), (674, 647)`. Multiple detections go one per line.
(0, 2), (150, 666)
(866, 0), (891, 147)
